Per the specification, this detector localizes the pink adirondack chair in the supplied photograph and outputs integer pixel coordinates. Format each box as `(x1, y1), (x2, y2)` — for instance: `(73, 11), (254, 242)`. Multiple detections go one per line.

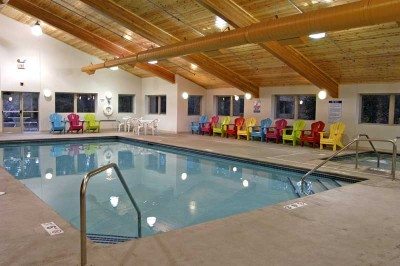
(265, 119), (288, 143)
(67, 113), (84, 133)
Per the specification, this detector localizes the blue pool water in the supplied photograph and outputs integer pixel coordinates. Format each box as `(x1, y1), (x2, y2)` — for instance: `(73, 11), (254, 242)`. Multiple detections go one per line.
(0, 138), (355, 242)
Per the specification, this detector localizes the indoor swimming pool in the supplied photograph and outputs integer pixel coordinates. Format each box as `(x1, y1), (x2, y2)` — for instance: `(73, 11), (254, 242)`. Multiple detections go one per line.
(0, 138), (356, 243)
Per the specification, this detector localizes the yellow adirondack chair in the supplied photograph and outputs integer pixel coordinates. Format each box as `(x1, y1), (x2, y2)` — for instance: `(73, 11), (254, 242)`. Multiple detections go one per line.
(282, 120), (306, 146)
(237, 117), (256, 140)
(320, 122), (345, 151)
(84, 114), (101, 133)
(212, 116), (231, 137)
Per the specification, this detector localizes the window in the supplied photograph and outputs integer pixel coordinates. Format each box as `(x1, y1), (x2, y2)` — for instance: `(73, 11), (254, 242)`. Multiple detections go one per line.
(77, 94), (96, 113)
(118, 94), (134, 113)
(276, 95), (295, 119)
(55, 93), (74, 113)
(148, 95), (166, 114)
(275, 95), (316, 120)
(360, 94), (400, 125)
(216, 96), (244, 116)
(395, 95), (400, 124)
(298, 95), (316, 120)
(188, 96), (202, 115)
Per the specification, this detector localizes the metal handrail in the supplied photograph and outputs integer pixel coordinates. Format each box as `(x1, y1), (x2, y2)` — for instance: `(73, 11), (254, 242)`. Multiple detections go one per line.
(301, 137), (397, 184)
(357, 133), (381, 168)
(80, 163), (142, 266)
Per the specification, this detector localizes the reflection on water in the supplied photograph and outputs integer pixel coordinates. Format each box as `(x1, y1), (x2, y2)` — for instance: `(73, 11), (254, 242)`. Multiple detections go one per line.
(0, 140), (352, 239)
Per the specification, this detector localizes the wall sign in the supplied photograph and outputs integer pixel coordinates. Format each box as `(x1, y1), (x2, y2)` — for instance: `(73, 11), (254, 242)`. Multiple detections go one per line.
(17, 59), (26, 69)
(253, 99), (261, 113)
(41, 222), (64, 236)
(328, 100), (342, 123)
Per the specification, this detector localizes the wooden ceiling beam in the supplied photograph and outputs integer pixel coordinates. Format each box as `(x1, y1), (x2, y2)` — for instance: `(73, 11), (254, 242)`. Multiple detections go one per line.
(79, 0), (259, 97)
(197, 0), (339, 97)
(8, 0), (175, 83)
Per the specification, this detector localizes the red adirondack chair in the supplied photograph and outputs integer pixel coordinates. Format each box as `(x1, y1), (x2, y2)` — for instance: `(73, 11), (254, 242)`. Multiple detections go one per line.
(265, 119), (287, 143)
(67, 113), (84, 133)
(201, 115), (219, 135)
(226, 117), (245, 138)
(300, 121), (325, 148)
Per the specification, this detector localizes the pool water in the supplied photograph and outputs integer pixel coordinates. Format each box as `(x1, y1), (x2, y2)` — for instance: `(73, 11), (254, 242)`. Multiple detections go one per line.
(331, 151), (400, 171)
(0, 139), (355, 243)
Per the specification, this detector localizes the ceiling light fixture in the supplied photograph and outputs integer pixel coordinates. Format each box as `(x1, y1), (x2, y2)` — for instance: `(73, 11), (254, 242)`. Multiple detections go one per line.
(215, 16), (228, 30)
(182, 92), (189, 99)
(31, 21), (43, 36)
(190, 63), (198, 70)
(148, 60), (158, 65)
(123, 34), (133, 41)
(245, 93), (252, 100)
(318, 89), (328, 100)
(109, 66), (119, 71)
(309, 32), (326, 39)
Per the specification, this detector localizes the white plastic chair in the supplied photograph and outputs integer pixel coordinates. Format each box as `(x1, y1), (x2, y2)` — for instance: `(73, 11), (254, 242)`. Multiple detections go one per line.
(146, 119), (159, 135)
(117, 116), (131, 132)
(127, 118), (139, 133)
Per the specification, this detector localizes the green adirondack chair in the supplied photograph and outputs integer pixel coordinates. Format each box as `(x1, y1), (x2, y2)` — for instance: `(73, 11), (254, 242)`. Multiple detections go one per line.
(84, 113), (101, 133)
(282, 120), (306, 146)
(212, 116), (231, 137)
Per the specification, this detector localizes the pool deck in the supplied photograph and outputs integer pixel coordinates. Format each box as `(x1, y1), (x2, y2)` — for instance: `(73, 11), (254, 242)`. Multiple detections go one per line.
(1, 131), (399, 265)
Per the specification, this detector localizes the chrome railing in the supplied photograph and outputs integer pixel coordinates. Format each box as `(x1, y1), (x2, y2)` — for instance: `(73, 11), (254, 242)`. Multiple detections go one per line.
(357, 133), (381, 168)
(80, 163), (142, 265)
(301, 137), (397, 184)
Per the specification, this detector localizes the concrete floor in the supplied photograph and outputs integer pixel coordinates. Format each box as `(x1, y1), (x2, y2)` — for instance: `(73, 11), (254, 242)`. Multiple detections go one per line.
(0, 131), (399, 265)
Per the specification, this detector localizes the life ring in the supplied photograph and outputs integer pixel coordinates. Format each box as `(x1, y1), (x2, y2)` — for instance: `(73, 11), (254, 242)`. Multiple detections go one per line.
(103, 105), (113, 116)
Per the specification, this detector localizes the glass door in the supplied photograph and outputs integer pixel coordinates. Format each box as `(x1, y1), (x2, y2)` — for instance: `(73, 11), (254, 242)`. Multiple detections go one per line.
(2, 92), (40, 133)
(2, 92), (22, 133)
(22, 92), (39, 132)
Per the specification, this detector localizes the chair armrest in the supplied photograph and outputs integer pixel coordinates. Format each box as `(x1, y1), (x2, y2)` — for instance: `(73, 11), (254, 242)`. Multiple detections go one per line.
(300, 129), (311, 132)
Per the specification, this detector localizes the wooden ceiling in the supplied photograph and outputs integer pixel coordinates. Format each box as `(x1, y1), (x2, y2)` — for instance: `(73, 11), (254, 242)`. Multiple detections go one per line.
(1, 0), (399, 91)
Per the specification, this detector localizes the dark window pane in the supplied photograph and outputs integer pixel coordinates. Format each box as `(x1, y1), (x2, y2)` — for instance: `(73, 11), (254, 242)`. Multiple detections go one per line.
(217, 96), (231, 116)
(361, 95), (389, 124)
(298, 95), (316, 120)
(148, 96), (158, 114)
(233, 96), (244, 116)
(188, 96), (201, 115)
(55, 93), (74, 113)
(22, 92), (39, 111)
(276, 95), (295, 119)
(395, 95), (400, 124)
(77, 94), (96, 113)
(160, 96), (167, 114)
(118, 95), (134, 113)
(23, 112), (39, 132)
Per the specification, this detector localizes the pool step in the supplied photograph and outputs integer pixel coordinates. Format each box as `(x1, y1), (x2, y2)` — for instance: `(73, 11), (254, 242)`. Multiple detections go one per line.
(87, 233), (137, 244)
(318, 179), (341, 190)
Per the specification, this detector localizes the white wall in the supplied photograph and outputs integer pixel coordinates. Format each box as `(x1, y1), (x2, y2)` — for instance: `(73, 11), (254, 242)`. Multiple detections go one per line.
(176, 75), (206, 133)
(0, 14), (142, 132)
(204, 84), (400, 150)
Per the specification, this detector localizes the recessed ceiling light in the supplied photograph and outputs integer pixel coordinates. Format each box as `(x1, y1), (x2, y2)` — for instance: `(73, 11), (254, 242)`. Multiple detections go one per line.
(190, 63), (198, 70)
(109, 66), (119, 71)
(302, 2), (309, 6)
(148, 60), (158, 64)
(123, 34), (133, 41)
(311, 0), (319, 4)
(215, 16), (228, 30)
(31, 21), (43, 36)
(309, 32), (326, 39)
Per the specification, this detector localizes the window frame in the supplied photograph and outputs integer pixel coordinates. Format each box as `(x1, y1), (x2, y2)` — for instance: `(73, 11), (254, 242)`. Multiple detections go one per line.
(274, 94), (316, 120)
(54, 93), (97, 113)
(216, 95), (244, 116)
(118, 94), (135, 113)
(187, 95), (202, 116)
(147, 95), (167, 115)
(55, 92), (74, 113)
(359, 93), (399, 125)
(77, 93), (96, 113)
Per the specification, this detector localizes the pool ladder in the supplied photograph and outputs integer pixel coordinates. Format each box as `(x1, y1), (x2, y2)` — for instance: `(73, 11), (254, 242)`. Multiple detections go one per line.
(301, 134), (398, 184)
(80, 163), (142, 266)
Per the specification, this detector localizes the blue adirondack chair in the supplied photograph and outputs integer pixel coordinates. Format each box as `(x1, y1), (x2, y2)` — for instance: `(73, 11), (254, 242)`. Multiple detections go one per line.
(191, 115), (208, 134)
(251, 118), (272, 141)
(49, 113), (66, 134)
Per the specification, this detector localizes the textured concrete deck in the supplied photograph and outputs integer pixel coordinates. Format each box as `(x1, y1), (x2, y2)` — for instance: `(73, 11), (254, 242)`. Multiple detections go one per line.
(1, 131), (399, 265)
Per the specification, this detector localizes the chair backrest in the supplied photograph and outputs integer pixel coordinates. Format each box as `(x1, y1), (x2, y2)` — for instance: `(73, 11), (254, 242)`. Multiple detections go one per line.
(245, 117), (256, 128)
(234, 117), (245, 129)
(311, 121), (325, 134)
(329, 122), (345, 139)
(220, 116), (230, 126)
(275, 119), (288, 130)
(151, 119), (159, 127)
(199, 115), (208, 124)
(210, 115), (219, 126)
(84, 114), (97, 126)
(292, 120), (306, 138)
(260, 118), (272, 129)
(50, 113), (63, 127)
(67, 113), (80, 126)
